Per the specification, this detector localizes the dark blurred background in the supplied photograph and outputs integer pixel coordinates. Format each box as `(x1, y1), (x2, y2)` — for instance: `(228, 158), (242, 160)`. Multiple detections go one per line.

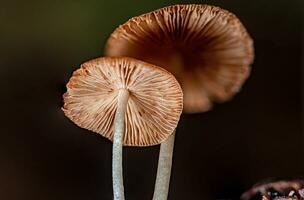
(0, 0), (303, 199)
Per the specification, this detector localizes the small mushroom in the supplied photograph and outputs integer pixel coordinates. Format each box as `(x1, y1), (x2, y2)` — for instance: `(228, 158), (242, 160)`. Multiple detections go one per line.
(106, 4), (254, 200)
(62, 57), (183, 200)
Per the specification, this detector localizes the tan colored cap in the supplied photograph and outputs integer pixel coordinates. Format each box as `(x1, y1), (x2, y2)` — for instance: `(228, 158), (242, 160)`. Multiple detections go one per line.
(62, 57), (183, 146)
(105, 4), (254, 113)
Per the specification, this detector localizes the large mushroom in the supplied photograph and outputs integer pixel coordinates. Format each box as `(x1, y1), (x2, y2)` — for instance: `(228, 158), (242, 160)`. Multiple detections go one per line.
(105, 4), (254, 200)
(62, 57), (183, 200)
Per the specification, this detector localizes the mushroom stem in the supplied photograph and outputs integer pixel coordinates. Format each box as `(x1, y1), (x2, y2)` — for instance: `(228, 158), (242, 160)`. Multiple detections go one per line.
(113, 89), (129, 200)
(152, 130), (176, 200)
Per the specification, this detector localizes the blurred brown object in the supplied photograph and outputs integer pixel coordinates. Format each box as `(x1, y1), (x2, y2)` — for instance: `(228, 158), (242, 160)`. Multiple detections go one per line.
(106, 4), (254, 113)
(241, 180), (304, 200)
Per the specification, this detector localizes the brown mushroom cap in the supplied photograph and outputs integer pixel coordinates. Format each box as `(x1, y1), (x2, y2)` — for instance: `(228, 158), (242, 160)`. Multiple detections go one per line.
(105, 4), (254, 113)
(62, 57), (183, 146)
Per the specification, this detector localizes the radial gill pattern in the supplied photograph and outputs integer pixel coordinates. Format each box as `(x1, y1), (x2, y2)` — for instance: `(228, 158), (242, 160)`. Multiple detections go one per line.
(62, 57), (183, 146)
(106, 4), (254, 113)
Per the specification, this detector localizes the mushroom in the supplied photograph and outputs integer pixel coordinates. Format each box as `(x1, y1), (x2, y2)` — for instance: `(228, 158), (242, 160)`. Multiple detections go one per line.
(105, 4), (254, 200)
(62, 57), (183, 200)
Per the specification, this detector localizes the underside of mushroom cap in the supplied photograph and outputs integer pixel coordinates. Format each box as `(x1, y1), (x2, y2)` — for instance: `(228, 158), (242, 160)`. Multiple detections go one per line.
(105, 4), (254, 113)
(62, 57), (183, 146)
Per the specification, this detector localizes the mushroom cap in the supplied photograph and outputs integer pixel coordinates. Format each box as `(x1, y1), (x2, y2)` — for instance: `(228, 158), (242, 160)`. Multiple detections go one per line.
(105, 4), (254, 113)
(62, 57), (183, 146)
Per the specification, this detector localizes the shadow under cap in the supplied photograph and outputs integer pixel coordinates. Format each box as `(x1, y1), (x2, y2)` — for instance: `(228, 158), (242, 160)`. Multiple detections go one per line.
(105, 4), (254, 113)
(62, 57), (183, 146)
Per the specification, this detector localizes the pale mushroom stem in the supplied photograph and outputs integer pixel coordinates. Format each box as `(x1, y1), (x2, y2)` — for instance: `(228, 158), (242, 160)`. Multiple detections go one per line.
(113, 89), (129, 200)
(153, 53), (181, 200)
(152, 130), (176, 200)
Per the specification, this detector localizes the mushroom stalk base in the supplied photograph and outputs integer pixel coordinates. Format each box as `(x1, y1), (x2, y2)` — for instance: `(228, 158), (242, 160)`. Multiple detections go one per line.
(113, 89), (129, 200)
(152, 130), (176, 200)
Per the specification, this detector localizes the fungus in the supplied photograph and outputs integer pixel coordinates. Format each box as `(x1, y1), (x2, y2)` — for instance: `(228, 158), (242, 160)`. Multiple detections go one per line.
(106, 4), (254, 113)
(62, 57), (183, 200)
(106, 4), (254, 200)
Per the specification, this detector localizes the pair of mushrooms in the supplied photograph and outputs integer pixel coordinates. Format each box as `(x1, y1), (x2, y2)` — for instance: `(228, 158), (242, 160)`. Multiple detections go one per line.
(63, 4), (254, 200)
